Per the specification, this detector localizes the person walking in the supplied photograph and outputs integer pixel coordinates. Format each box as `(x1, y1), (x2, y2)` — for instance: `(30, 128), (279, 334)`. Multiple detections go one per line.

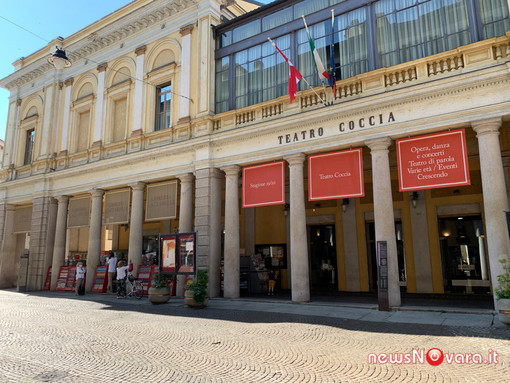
(75, 262), (86, 296)
(106, 251), (117, 293)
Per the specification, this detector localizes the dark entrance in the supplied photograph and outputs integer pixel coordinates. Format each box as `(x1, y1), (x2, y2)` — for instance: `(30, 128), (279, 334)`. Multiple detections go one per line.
(438, 215), (490, 294)
(366, 221), (406, 292)
(308, 225), (338, 291)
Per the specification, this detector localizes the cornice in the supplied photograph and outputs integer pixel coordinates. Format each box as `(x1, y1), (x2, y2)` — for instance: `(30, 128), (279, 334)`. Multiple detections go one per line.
(2, 0), (198, 90)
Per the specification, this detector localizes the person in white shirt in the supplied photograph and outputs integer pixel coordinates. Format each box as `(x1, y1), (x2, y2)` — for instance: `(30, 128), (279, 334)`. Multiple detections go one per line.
(106, 251), (118, 294)
(75, 262), (86, 296)
(116, 260), (130, 298)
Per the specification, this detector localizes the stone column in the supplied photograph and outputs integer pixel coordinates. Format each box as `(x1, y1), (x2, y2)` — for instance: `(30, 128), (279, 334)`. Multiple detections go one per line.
(86, 189), (104, 291)
(51, 196), (69, 290)
(176, 174), (194, 296)
(472, 117), (510, 308)
(178, 25), (193, 124)
(128, 182), (145, 273)
(285, 153), (310, 302)
(27, 197), (54, 291)
(132, 46), (146, 136)
(365, 137), (401, 307)
(59, 77), (73, 155)
(0, 204), (16, 288)
(343, 200), (360, 291)
(222, 165), (241, 299)
(43, 198), (58, 283)
(92, 63), (107, 145)
(409, 190), (433, 293)
(40, 82), (57, 158)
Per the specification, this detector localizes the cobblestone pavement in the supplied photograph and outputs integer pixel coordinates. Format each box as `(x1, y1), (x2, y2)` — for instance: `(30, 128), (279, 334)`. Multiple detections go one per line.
(0, 290), (509, 383)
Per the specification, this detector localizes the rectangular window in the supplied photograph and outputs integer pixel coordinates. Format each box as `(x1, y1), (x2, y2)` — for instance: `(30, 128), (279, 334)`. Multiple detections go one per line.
(215, 57), (230, 114)
(376, 0), (471, 67)
(234, 35), (290, 109)
(155, 83), (171, 131)
(24, 129), (35, 165)
(478, 0), (510, 39)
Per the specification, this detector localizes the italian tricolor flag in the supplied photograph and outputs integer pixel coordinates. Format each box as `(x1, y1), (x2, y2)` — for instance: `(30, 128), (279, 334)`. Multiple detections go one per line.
(303, 16), (330, 82)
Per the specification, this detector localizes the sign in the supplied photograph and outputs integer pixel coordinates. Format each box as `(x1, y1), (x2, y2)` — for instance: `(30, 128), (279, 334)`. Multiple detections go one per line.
(91, 265), (108, 293)
(377, 241), (389, 312)
(160, 234), (177, 273)
(68, 197), (90, 228)
(396, 129), (470, 191)
(14, 206), (32, 233)
(308, 148), (364, 201)
(242, 161), (285, 208)
(146, 181), (177, 221)
(104, 189), (130, 225)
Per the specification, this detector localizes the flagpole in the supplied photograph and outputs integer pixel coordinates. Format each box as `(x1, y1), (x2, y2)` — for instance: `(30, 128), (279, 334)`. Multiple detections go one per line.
(268, 37), (326, 104)
(301, 16), (328, 105)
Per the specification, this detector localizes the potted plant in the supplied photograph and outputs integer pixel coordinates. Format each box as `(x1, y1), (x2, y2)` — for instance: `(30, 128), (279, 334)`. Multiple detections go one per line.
(148, 273), (172, 305)
(185, 269), (208, 308)
(495, 258), (510, 326)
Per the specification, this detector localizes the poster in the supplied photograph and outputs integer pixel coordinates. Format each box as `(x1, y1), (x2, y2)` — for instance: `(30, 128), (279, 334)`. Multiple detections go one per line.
(396, 129), (470, 191)
(178, 233), (196, 274)
(308, 148), (364, 201)
(242, 161), (285, 208)
(160, 235), (177, 273)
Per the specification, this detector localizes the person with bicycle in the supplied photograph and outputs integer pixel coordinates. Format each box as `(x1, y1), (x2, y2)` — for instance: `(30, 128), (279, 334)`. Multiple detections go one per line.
(116, 260), (133, 299)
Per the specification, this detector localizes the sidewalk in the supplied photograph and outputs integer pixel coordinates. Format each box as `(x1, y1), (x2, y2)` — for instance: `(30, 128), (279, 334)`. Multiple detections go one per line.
(43, 290), (509, 330)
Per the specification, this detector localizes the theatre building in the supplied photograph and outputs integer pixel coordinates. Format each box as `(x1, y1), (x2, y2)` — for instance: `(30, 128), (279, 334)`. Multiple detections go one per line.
(1, 0), (510, 310)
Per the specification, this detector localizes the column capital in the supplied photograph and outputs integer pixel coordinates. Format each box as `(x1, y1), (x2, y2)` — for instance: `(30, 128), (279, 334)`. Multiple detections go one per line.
(64, 77), (74, 87)
(56, 195), (69, 204)
(180, 24), (194, 37)
(16, 99), (22, 106)
(135, 45), (147, 56)
(365, 137), (392, 152)
(284, 153), (306, 166)
(89, 188), (104, 198)
(222, 165), (241, 177)
(97, 62), (108, 73)
(177, 173), (194, 184)
(472, 117), (502, 136)
(5, 204), (16, 212)
(129, 182), (145, 192)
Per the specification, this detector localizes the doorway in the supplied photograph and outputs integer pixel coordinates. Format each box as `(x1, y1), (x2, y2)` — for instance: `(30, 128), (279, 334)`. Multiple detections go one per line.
(438, 215), (490, 294)
(308, 225), (338, 291)
(366, 221), (406, 292)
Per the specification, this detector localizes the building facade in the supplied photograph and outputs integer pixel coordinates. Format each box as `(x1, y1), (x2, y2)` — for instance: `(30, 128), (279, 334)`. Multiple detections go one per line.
(1, 0), (510, 310)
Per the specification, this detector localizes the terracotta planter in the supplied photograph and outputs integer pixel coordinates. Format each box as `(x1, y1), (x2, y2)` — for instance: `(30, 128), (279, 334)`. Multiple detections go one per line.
(497, 299), (510, 326)
(148, 286), (171, 305)
(184, 289), (208, 308)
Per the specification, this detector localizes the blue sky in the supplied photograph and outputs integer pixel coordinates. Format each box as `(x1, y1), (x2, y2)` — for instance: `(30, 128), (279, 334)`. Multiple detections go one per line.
(0, 0), (272, 142)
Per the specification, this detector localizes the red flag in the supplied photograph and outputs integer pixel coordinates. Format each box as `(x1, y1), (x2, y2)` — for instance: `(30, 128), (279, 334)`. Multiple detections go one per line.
(269, 39), (303, 103)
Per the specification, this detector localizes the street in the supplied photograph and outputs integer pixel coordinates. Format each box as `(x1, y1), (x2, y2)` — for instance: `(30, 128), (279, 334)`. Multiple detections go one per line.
(0, 290), (508, 382)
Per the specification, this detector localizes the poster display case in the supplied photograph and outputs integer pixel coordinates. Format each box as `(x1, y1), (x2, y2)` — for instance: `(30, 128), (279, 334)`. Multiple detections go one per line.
(158, 233), (196, 275)
(55, 266), (77, 291)
(137, 265), (158, 293)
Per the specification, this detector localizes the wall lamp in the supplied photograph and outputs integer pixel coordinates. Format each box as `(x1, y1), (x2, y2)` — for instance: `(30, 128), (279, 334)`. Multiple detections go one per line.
(411, 191), (419, 208)
(48, 46), (72, 69)
(342, 198), (349, 213)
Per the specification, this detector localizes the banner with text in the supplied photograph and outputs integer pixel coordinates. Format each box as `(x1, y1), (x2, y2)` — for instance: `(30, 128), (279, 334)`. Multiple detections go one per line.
(308, 148), (364, 201)
(396, 129), (470, 191)
(242, 161), (285, 208)
(104, 189), (130, 225)
(146, 181), (177, 221)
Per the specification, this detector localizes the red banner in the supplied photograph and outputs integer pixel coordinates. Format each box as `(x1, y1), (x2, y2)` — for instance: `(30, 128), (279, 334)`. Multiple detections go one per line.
(308, 148), (364, 201)
(396, 129), (470, 191)
(242, 161), (285, 208)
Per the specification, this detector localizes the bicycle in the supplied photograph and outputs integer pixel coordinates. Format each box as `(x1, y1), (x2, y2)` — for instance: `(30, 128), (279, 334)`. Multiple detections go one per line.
(125, 273), (144, 299)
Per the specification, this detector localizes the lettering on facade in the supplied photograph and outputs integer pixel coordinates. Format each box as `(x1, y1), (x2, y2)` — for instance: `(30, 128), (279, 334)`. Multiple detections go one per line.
(277, 112), (395, 145)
